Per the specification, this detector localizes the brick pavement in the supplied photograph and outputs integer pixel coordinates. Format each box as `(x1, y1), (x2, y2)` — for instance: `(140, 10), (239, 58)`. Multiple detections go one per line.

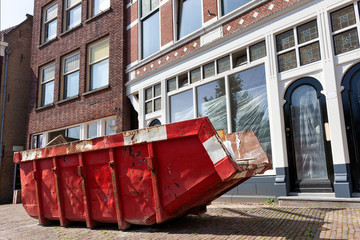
(0, 202), (359, 239)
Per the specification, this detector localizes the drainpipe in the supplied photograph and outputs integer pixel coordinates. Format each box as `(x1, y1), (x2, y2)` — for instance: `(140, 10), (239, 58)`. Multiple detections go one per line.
(0, 45), (9, 170)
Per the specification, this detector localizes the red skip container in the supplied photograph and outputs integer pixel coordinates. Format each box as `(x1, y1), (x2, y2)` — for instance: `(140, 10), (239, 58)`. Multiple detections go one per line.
(14, 117), (271, 229)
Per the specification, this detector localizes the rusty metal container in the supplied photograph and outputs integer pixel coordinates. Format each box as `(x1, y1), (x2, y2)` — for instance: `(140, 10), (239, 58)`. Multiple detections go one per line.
(14, 117), (270, 229)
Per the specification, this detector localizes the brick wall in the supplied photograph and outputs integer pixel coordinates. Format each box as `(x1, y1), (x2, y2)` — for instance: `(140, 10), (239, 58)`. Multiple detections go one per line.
(0, 16), (33, 203)
(27, 0), (130, 148)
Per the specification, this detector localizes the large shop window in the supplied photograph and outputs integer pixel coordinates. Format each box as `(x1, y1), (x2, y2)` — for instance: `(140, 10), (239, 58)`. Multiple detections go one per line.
(62, 52), (80, 99)
(197, 79), (228, 133)
(42, 2), (58, 43)
(221, 0), (252, 16)
(88, 38), (109, 91)
(229, 64), (272, 158)
(141, 0), (160, 59)
(170, 89), (194, 123)
(178, 0), (202, 39)
(49, 126), (80, 143)
(276, 20), (320, 72)
(90, 0), (110, 17)
(40, 63), (55, 107)
(331, 4), (360, 55)
(65, 0), (81, 31)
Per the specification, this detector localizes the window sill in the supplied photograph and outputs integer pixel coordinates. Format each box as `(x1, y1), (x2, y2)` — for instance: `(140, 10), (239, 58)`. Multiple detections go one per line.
(60, 24), (83, 37)
(82, 85), (110, 96)
(35, 103), (54, 111)
(39, 37), (58, 49)
(85, 7), (112, 24)
(56, 95), (80, 105)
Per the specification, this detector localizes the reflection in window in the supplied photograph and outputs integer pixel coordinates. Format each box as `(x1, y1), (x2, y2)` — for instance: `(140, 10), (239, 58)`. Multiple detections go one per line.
(221, 0), (252, 15)
(197, 79), (227, 133)
(40, 63), (55, 106)
(170, 89), (193, 122)
(105, 119), (116, 135)
(31, 134), (44, 149)
(229, 64), (272, 159)
(87, 123), (97, 139)
(142, 11), (160, 58)
(63, 52), (80, 99)
(178, 0), (202, 39)
(290, 85), (327, 180)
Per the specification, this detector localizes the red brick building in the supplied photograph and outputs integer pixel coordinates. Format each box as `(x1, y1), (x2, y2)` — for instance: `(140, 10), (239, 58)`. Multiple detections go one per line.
(0, 15), (33, 203)
(27, 0), (133, 149)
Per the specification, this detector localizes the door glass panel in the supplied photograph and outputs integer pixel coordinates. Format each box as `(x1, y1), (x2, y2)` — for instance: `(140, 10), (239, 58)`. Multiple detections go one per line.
(291, 85), (328, 180)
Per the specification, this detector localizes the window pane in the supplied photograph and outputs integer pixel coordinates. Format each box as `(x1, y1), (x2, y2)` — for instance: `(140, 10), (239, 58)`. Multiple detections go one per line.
(154, 98), (161, 111)
(178, 74), (188, 88)
(66, 4), (81, 30)
(203, 62), (215, 78)
(331, 5), (356, 32)
(90, 39), (109, 63)
(217, 56), (230, 74)
(190, 68), (201, 83)
(154, 84), (161, 97)
(105, 119), (116, 135)
(297, 20), (318, 44)
(64, 71), (79, 98)
(142, 0), (150, 17)
(299, 42), (321, 66)
(45, 3), (58, 21)
(87, 123), (98, 139)
(167, 78), (177, 92)
(42, 81), (54, 106)
(142, 11), (160, 58)
(278, 50), (297, 72)
(90, 59), (109, 90)
(145, 87), (152, 100)
(276, 29), (295, 52)
(151, 0), (159, 9)
(67, 0), (81, 8)
(64, 53), (80, 73)
(229, 64), (272, 160)
(221, 0), (252, 15)
(250, 41), (266, 61)
(67, 126), (80, 141)
(170, 89), (193, 122)
(145, 101), (152, 114)
(45, 20), (57, 42)
(178, 0), (202, 39)
(197, 79), (227, 133)
(291, 85), (327, 180)
(93, 0), (110, 16)
(333, 28), (359, 55)
(43, 64), (55, 82)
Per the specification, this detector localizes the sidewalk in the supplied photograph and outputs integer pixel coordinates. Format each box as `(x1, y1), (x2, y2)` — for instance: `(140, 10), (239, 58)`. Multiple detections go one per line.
(0, 202), (359, 239)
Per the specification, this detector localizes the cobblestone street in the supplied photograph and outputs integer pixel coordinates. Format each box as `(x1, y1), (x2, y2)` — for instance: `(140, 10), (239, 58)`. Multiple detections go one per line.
(0, 202), (359, 239)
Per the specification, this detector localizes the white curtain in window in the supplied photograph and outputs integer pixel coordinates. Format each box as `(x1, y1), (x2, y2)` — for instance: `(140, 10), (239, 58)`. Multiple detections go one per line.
(64, 53), (80, 73)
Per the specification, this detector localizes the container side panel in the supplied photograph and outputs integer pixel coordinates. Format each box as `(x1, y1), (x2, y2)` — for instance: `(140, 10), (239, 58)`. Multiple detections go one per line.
(84, 150), (116, 223)
(115, 144), (155, 224)
(58, 154), (85, 221)
(21, 161), (38, 217)
(39, 158), (59, 220)
(154, 136), (217, 209)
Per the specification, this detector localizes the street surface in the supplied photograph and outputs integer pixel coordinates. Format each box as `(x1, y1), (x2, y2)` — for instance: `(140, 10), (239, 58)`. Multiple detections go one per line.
(0, 202), (359, 239)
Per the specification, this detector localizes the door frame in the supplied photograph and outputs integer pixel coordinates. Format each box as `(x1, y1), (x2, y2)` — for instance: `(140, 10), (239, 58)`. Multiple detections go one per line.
(284, 77), (334, 192)
(342, 62), (360, 192)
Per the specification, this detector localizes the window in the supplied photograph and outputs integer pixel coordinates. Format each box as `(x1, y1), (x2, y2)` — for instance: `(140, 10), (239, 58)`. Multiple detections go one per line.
(276, 19), (320, 72)
(217, 55), (230, 74)
(40, 63), (55, 106)
(178, 0), (202, 39)
(88, 38), (109, 91)
(331, 4), (359, 55)
(249, 41), (266, 62)
(49, 126), (80, 142)
(145, 84), (161, 114)
(42, 2), (58, 43)
(141, 0), (160, 58)
(90, 0), (110, 17)
(86, 123), (98, 139)
(170, 89), (193, 122)
(31, 134), (44, 149)
(221, 0), (252, 16)
(203, 62), (215, 79)
(62, 52), (80, 99)
(167, 78), (177, 92)
(64, 0), (81, 31)
(105, 119), (116, 135)
(190, 68), (201, 83)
